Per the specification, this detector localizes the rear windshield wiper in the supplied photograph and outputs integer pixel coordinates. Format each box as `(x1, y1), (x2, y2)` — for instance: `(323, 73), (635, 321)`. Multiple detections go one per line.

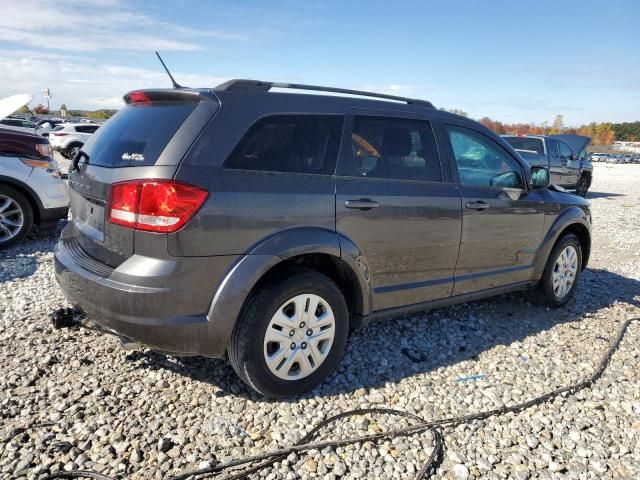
(71, 151), (89, 172)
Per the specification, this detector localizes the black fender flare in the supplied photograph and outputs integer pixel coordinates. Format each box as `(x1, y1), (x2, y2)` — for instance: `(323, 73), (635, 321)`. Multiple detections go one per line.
(205, 227), (372, 354)
(532, 206), (591, 280)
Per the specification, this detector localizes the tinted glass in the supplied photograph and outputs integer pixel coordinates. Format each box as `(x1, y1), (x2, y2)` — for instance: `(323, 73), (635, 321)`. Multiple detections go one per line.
(503, 136), (545, 154)
(558, 141), (573, 158)
(548, 139), (559, 158)
(76, 125), (99, 133)
(225, 115), (343, 174)
(81, 102), (196, 167)
(447, 125), (523, 188)
(343, 116), (442, 181)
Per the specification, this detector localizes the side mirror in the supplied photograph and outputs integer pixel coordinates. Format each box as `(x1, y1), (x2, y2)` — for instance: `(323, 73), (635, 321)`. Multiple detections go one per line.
(530, 166), (550, 189)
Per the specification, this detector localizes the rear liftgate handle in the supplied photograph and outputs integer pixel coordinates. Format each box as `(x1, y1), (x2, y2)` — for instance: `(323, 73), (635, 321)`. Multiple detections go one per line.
(345, 199), (380, 211)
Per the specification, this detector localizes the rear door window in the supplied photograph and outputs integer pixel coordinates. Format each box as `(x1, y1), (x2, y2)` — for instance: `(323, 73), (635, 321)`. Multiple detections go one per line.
(81, 102), (196, 167)
(224, 115), (344, 174)
(341, 116), (442, 182)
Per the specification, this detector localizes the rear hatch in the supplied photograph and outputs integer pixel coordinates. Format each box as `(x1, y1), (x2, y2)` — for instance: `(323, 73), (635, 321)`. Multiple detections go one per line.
(67, 89), (219, 267)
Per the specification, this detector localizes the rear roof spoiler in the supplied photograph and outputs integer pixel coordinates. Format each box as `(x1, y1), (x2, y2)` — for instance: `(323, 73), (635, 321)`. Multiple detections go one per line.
(214, 79), (435, 108)
(122, 89), (202, 104)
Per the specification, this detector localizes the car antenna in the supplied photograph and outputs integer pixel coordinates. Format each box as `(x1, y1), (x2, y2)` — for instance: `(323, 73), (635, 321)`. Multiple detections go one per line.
(155, 51), (183, 89)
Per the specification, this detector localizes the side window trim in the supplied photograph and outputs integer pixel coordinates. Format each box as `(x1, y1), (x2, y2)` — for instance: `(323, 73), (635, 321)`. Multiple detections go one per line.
(336, 110), (450, 183)
(442, 122), (528, 190)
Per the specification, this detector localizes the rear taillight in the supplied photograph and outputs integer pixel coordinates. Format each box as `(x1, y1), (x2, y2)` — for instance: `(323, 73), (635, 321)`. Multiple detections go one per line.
(108, 180), (208, 233)
(36, 143), (53, 158)
(51, 133), (68, 136)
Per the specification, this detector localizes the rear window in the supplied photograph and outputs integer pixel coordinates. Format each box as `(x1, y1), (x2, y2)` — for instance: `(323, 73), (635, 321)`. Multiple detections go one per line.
(76, 125), (100, 133)
(224, 115), (344, 174)
(81, 102), (196, 167)
(503, 136), (545, 155)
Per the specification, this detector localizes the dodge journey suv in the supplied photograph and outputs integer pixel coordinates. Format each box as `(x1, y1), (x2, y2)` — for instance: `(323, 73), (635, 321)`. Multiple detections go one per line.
(54, 81), (591, 397)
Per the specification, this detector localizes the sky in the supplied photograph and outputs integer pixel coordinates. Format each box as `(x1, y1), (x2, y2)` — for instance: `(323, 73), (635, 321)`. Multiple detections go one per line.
(0, 0), (638, 125)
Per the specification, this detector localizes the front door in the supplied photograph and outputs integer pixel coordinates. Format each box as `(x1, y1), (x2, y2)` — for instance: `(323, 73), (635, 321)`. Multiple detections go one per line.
(335, 112), (462, 311)
(441, 124), (546, 295)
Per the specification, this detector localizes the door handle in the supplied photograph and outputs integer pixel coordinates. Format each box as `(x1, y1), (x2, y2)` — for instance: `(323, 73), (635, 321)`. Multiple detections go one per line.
(465, 201), (490, 211)
(345, 199), (380, 210)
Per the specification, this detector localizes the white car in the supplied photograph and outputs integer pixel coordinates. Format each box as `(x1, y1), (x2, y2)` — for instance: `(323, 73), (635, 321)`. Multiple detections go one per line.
(0, 116), (45, 136)
(49, 122), (100, 158)
(0, 94), (69, 248)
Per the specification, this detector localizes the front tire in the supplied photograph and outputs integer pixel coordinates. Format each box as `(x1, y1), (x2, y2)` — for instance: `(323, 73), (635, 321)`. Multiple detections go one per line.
(0, 185), (34, 249)
(228, 269), (349, 398)
(530, 233), (582, 308)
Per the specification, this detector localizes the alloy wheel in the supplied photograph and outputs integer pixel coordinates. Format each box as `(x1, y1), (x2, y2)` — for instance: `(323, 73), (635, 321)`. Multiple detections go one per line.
(263, 293), (336, 380)
(0, 194), (24, 243)
(552, 245), (578, 299)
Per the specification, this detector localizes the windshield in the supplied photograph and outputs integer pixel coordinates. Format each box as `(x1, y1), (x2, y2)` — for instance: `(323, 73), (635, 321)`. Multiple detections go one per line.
(81, 101), (197, 167)
(503, 136), (545, 155)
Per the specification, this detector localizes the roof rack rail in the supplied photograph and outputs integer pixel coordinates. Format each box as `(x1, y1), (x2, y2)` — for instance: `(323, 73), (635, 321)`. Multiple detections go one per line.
(214, 79), (434, 108)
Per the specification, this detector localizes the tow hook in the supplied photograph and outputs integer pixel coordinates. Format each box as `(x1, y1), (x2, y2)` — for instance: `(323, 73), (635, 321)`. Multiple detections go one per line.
(50, 307), (84, 329)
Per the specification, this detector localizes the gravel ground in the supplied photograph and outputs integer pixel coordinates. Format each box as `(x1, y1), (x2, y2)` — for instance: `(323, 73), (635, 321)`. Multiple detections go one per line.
(1, 162), (639, 479)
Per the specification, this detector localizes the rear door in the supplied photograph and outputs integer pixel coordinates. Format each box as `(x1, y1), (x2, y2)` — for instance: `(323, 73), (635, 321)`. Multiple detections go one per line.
(441, 123), (545, 295)
(67, 92), (217, 266)
(335, 111), (462, 311)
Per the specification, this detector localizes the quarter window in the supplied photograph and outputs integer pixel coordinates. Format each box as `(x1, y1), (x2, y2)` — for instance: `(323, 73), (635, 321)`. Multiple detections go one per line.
(343, 116), (442, 182)
(224, 115), (343, 174)
(446, 125), (523, 188)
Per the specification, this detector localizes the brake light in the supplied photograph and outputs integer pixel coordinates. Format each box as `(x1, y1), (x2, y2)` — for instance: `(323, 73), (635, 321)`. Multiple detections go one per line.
(51, 133), (68, 136)
(108, 180), (208, 233)
(126, 91), (151, 104)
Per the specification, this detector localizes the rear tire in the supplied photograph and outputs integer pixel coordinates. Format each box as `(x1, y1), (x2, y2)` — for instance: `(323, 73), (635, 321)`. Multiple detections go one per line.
(228, 269), (349, 398)
(0, 185), (34, 249)
(529, 233), (582, 308)
(576, 175), (589, 197)
(66, 143), (82, 160)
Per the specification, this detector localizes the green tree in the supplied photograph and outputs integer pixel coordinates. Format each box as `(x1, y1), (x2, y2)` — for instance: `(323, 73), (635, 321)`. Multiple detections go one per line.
(441, 108), (468, 117)
(549, 114), (564, 135)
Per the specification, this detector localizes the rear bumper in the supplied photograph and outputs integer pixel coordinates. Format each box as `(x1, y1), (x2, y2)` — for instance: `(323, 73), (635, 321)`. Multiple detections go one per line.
(40, 206), (69, 227)
(54, 225), (238, 357)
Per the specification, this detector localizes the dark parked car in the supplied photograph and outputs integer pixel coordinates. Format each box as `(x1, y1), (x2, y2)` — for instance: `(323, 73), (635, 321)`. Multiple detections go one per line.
(502, 134), (592, 196)
(54, 81), (591, 397)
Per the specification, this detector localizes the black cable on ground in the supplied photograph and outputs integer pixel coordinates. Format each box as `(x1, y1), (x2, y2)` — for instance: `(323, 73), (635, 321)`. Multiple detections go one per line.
(42, 317), (638, 480)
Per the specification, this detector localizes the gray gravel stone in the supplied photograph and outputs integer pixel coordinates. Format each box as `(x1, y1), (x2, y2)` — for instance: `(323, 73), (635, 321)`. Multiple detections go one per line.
(1, 160), (639, 479)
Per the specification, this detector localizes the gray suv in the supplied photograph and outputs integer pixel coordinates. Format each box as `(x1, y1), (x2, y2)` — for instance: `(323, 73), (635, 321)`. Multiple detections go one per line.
(54, 81), (592, 397)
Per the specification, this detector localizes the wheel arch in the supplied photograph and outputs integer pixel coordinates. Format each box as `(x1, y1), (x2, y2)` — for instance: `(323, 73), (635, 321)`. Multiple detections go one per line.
(0, 175), (44, 225)
(205, 227), (372, 355)
(533, 207), (591, 280)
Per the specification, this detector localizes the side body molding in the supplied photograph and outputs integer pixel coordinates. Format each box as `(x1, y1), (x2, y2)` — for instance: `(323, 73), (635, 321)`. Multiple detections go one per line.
(532, 206), (591, 280)
(205, 227), (373, 355)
